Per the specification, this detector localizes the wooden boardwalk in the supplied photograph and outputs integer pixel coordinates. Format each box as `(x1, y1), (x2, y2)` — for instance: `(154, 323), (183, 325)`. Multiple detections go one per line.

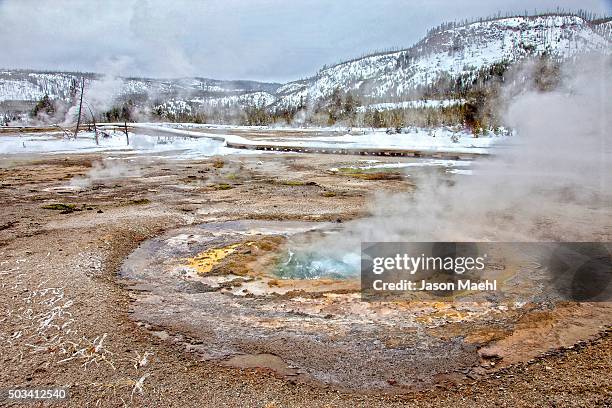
(225, 141), (486, 160)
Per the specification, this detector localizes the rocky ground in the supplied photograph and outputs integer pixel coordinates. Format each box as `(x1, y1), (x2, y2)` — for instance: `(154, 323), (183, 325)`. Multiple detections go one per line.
(0, 147), (610, 407)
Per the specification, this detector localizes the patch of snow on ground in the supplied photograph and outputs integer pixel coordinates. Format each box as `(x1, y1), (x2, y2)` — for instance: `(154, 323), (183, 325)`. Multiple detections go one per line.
(0, 131), (256, 158)
(360, 159), (471, 169)
(329, 159), (472, 173)
(251, 129), (506, 153)
(136, 124), (508, 154)
(446, 168), (474, 175)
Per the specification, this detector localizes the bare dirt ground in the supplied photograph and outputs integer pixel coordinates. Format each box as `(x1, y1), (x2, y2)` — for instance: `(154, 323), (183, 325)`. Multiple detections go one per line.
(0, 147), (610, 407)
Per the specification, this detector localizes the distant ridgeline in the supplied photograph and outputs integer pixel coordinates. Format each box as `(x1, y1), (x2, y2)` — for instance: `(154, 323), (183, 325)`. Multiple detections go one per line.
(1, 11), (610, 131)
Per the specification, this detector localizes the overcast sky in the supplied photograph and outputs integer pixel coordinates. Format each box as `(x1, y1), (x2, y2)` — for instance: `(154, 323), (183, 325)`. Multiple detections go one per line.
(0, 0), (610, 83)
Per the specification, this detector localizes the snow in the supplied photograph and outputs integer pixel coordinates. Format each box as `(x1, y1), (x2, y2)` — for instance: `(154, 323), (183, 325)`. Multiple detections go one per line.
(0, 122), (508, 164)
(351, 159), (471, 170)
(190, 91), (276, 108)
(446, 168), (473, 175)
(141, 122), (355, 133)
(329, 159), (472, 172)
(237, 129), (505, 154)
(2, 15), (608, 116)
(356, 99), (465, 113)
(0, 73), (77, 102)
(274, 15), (611, 109)
(0, 71), (278, 108)
(0, 132), (255, 158)
(136, 124), (508, 154)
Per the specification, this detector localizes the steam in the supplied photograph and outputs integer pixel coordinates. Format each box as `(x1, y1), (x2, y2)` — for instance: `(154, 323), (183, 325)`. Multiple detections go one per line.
(70, 159), (141, 189)
(63, 58), (131, 125)
(290, 109), (308, 127)
(304, 54), (611, 265)
(86, 75), (124, 112)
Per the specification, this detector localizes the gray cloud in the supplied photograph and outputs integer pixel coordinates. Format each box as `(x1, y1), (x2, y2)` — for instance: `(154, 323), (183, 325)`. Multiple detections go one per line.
(0, 0), (609, 82)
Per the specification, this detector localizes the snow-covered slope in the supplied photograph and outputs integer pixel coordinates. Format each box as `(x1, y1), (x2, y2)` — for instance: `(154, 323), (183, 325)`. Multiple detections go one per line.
(274, 15), (612, 109)
(356, 99), (465, 113)
(1, 14), (610, 116)
(189, 91), (277, 110)
(0, 71), (80, 102)
(152, 91), (278, 117)
(0, 70), (280, 105)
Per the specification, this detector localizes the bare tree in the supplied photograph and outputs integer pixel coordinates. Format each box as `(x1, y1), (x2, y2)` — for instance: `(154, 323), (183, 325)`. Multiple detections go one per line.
(73, 77), (85, 139)
(85, 104), (98, 145)
(124, 121), (129, 145)
(55, 124), (72, 139)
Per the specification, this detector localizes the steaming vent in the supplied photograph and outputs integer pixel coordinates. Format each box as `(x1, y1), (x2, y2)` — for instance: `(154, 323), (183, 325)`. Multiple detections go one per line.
(274, 249), (359, 280)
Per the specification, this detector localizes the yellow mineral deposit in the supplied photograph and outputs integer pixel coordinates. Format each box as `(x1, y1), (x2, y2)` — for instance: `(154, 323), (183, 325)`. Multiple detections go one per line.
(185, 242), (252, 274)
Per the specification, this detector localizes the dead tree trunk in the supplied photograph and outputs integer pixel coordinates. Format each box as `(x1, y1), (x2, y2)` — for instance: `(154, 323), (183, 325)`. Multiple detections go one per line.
(73, 77), (85, 139)
(124, 121), (129, 145)
(87, 106), (98, 145)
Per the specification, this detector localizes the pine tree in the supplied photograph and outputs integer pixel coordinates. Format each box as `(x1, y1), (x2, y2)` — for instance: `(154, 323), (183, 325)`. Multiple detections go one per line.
(344, 92), (356, 117)
(31, 94), (55, 118)
(372, 110), (383, 128)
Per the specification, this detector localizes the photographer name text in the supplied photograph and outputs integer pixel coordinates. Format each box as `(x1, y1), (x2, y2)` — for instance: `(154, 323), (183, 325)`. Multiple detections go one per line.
(372, 279), (497, 291)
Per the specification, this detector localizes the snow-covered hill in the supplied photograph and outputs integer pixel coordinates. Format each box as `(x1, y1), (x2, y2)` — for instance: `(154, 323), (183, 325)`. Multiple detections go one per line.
(1, 14), (610, 117)
(0, 71), (80, 102)
(274, 15), (611, 109)
(0, 70), (280, 106)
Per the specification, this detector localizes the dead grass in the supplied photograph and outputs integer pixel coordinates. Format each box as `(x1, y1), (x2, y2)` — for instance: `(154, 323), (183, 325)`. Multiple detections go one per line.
(130, 198), (151, 205)
(41, 203), (77, 211)
(281, 180), (307, 186)
(41, 203), (82, 214)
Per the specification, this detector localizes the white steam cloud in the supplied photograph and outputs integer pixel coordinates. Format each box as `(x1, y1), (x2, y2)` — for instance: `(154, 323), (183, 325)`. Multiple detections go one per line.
(307, 54), (611, 263)
(70, 159), (141, 189)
